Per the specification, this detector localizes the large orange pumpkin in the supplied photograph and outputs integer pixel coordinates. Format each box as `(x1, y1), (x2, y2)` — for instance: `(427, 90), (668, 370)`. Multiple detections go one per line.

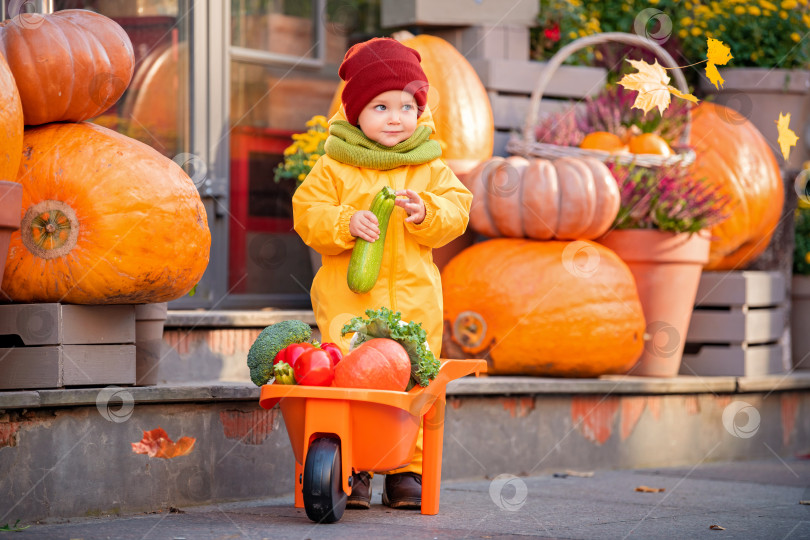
(464, 156), (620, 240)
(328, 34), (493, 175)
(690, 103), (783, 269)
(1, 122), (210, 304)
(442, 239), (645, 376)
(0, 50), (22, 182)
(0, 9), (134, 126)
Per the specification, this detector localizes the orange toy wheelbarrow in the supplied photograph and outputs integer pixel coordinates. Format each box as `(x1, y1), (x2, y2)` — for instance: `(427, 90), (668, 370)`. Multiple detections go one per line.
(259, 359), (486, 523)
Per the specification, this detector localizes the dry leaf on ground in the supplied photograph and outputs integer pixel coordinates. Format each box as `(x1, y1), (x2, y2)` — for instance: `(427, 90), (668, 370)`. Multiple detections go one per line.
(776, 112), (799, 161)
(131, 427), (196, 459)
(709, 524), (726, 530)
(635, 485), (665, 493)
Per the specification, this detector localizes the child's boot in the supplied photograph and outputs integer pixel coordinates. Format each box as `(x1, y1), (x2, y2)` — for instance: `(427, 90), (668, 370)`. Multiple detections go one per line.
(346, 471), (371, 509)
(381, 472), (421, 509)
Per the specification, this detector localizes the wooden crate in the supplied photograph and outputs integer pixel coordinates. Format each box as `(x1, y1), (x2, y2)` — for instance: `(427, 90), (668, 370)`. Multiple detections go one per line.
(680, 271), (788, 377)
(0, 304), (136, 390)
(465, 58), (606, 156)
(381, 0), (539, 28)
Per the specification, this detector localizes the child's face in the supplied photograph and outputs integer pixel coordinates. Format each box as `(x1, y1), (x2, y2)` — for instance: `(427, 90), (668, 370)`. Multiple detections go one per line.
(356, 90), (418, 147)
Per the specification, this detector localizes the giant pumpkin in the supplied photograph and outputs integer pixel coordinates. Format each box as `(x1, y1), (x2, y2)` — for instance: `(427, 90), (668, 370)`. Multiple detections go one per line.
(0, 50), (22, 182)
(328, 33), (494, 175)
(1, 122), (210, 304)
(465, 156), (620, 240)
(441, 239), (645, 376)
(0, 9), (134, 125)
(690, 103), (783, 270)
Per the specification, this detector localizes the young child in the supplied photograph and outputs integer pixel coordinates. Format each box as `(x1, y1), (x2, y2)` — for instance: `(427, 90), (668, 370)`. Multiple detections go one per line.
(292, 37), (472, 509)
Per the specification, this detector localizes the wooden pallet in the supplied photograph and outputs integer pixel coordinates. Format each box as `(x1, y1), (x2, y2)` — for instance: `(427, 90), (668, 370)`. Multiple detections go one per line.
(0, 303), (136, 390)
(681, 271), (788, 377)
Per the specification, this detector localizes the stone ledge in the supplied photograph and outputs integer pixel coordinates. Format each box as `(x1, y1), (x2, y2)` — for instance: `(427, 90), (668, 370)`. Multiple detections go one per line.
(3, 373), (810, 411)
(165, 309), (316, 328)
(447, 374), (739, 395)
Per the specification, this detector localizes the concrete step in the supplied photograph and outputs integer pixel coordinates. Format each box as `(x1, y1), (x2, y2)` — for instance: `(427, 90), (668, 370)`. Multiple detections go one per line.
(2, 374), (810, 523)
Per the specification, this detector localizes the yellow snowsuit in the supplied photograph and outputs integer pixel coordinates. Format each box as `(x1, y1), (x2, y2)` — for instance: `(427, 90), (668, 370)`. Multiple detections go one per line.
(292, 106), (472, 474)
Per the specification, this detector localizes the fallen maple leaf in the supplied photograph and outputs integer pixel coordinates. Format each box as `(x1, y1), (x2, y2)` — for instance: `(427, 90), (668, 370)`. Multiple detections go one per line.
(132, 427), (196, 459)
(776, 112), (799, 161)
(618, 58), (699, 115)
(705, 38), (733, 89)
(635, 485), (666, 493)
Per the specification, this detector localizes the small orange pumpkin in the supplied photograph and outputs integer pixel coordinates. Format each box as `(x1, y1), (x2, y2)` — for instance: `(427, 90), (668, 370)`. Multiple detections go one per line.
(464, 156), (620, 240)
(0, 50), (22, 182)
(442, 238), (645, 377)
(1, 122), (210, 304)
(0, 9), (134, 125)
(329, 34), (494, 176)
(689, 103), (783, 269)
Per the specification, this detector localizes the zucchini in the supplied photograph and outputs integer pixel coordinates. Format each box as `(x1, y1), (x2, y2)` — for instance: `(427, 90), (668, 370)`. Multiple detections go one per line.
(347, 186), (397, 294)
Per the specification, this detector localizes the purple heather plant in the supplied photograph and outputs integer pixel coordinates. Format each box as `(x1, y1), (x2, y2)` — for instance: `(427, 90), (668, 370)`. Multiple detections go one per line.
(609, 162), (733, 234)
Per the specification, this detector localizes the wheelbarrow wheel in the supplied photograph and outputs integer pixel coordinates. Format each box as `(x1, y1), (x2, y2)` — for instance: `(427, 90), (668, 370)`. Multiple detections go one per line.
(302, 437), (347, 523)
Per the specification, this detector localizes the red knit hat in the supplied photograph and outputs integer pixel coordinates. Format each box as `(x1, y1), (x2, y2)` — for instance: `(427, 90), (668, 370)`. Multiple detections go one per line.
(338, 37), (429, 125)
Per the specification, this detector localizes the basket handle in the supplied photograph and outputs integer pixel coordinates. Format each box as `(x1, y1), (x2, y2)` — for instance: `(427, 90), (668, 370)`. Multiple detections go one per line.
(523, 32), (692, 147)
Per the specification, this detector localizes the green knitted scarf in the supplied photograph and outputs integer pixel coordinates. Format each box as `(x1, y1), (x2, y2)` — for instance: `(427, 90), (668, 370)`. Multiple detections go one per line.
(325, 120), (442, 170)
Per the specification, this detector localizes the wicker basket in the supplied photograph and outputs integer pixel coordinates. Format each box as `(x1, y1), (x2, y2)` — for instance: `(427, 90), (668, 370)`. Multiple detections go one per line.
(506, 32), (695, 168)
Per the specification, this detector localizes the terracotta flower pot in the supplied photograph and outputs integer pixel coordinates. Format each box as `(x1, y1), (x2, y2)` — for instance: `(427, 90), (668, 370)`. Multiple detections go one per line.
(598, 229), (711, 377)
(791, 275), (810, 370)
(134, 302), (168, 385)
(0, 181), (23, 289)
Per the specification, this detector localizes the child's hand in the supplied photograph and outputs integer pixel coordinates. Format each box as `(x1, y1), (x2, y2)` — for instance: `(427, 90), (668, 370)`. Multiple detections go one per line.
(395, 189), (426, 224)
(350, 210), (380, 242)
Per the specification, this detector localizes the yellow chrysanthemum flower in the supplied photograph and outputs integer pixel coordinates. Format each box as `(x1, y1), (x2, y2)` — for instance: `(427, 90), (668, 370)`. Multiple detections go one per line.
(691, 26), (703, 36)
(748, 5), (761, 15)
(734, 6), (746, 15)
(781, 0), (798, 9)
(759, 0), (778, 11)
(792, 32), (802, 42)
(679, 29), (688, 38)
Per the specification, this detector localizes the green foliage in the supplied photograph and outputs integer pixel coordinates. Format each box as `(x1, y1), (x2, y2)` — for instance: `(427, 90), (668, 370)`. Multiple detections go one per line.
(794, 206), (810, 275)
(0, 520), (30, 532)
(247, 320), (312, 386)
(341, 307), (439, 389)
(274, 115), (328, 191)
(532, 0), (810, 71)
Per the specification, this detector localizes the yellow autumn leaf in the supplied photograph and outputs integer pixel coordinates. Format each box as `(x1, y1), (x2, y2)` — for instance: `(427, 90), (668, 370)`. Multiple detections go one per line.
(776, 112), (799, 161)
(618, 59), (699, 115)
(705, 38), (733, 89)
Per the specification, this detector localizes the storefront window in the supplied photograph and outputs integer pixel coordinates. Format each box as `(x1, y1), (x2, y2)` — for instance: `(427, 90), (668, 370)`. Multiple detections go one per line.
(53, 0), (191, 161)
(228, 0), (343, 298)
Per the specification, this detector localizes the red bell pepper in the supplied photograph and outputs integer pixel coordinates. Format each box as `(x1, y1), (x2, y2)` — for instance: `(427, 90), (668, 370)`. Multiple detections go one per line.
(293, 348), (335, 387)
(273, 342), (317, 368)
(319, 342), (343, 367)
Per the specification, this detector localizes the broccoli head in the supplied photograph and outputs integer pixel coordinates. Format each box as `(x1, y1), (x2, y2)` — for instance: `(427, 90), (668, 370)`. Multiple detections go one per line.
(247, 319), (312, 386)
